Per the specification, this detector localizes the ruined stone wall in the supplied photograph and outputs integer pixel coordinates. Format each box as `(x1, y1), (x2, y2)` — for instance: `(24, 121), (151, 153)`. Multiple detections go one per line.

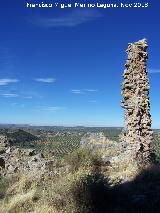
(121, 39), (153, 164)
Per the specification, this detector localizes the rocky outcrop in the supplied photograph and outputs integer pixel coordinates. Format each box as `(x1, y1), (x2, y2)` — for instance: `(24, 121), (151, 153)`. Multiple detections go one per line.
(0, 134), (53, 178)
(80, 132), (111, 149)
(121, 39), (153, 165)
(80, 133), (134, 165)
(80, 132), (140, 182)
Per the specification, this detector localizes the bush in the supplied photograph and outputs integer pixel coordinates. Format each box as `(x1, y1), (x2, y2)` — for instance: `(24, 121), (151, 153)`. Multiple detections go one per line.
(70, 173), (110, 213)
(64, 148), (102, 173)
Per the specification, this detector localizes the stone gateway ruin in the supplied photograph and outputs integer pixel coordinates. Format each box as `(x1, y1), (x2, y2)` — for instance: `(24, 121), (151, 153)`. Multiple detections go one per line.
(121, 39), (153, 165)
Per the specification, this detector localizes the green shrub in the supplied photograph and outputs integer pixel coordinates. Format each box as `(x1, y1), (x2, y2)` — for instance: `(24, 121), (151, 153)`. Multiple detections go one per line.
(64, 148), (102, 173)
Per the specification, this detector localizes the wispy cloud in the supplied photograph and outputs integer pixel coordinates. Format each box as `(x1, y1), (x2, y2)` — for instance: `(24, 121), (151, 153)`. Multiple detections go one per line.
(71, 89), (83, 94)
(32, 9), (102, 28)
(148, 68), (160, 74)
(84, 89), (98, 92)
(45, 106), (65, 112)
(0, 78), (19, 86)
(10, 103), (25, 108)
(34, 78), (56, 83)
(1, 93), (19, 98)
(21, 91), (43, 99)
(36, 106), (65, 112)
(71, 89), (98, 94)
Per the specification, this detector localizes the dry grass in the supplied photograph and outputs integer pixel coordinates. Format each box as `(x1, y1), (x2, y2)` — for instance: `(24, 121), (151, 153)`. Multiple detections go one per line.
(106, 161), (139, 184)
(1, 147), (156, 213)
(0, 172), (37, 212)
(0, 148), (101, 213)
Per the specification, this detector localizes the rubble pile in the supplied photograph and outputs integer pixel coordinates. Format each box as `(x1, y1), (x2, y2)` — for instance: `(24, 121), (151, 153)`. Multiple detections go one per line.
(0, 135), (54, 178)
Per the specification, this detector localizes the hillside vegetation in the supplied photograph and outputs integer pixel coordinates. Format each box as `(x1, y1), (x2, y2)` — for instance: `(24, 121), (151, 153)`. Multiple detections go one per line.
(1, 127), (160, 213)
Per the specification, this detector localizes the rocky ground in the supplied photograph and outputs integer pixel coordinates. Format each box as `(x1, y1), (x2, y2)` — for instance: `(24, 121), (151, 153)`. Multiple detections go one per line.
(1, 133), (160, 213)
(0, 135), (67, 179)
(0, 132), (139, 182)
(80, 132), (140, 182)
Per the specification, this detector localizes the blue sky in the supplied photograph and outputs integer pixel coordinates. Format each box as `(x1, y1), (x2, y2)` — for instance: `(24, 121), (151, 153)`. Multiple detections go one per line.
(0, 0), (160, 127)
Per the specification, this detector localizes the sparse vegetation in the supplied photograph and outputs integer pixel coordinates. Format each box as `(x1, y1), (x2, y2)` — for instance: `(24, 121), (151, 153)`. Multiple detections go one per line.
(0, 148), (102, 213)
(1, 148), (160, 212)
(0, 127), (122, 158)
(1, 127), (160, 212)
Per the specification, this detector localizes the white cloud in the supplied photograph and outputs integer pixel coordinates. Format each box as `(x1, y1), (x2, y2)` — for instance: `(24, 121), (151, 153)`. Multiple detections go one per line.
(36, 106), (65, 112)
(0, 78), (19, 86)
(71, 89), (83, 94)
(1, 93), (19, 98)
(21, 91), (43, 98)
(84, 89), (98, 92)
(45, 106), (65, 111)
(148, 68), (160, 74)
(71, 89), (98, 94)
(34, 78), (56, 83)
(32, 9), (102, 27)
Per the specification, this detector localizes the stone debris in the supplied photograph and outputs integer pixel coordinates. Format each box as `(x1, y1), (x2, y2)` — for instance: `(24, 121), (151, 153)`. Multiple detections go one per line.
(80, 132), (119, 162)
(121, 38), (153, 165)
(80, 132), (140, 183)
(80, 132), (112, 149)
(0, 135), (53, 178)
(80, 132), (135, 165)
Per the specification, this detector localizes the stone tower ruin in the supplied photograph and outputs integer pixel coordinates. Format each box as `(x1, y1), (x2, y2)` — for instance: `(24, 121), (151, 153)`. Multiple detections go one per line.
(121, 39), (153, 164)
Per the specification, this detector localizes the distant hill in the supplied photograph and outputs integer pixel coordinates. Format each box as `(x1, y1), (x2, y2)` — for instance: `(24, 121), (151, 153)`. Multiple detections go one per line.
(0, 124), (31, 128)
(6, 129), (39, 145)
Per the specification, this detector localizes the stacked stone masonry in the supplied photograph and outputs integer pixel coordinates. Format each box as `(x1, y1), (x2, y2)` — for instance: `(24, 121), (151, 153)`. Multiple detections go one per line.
(121, 38), (153, 164)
